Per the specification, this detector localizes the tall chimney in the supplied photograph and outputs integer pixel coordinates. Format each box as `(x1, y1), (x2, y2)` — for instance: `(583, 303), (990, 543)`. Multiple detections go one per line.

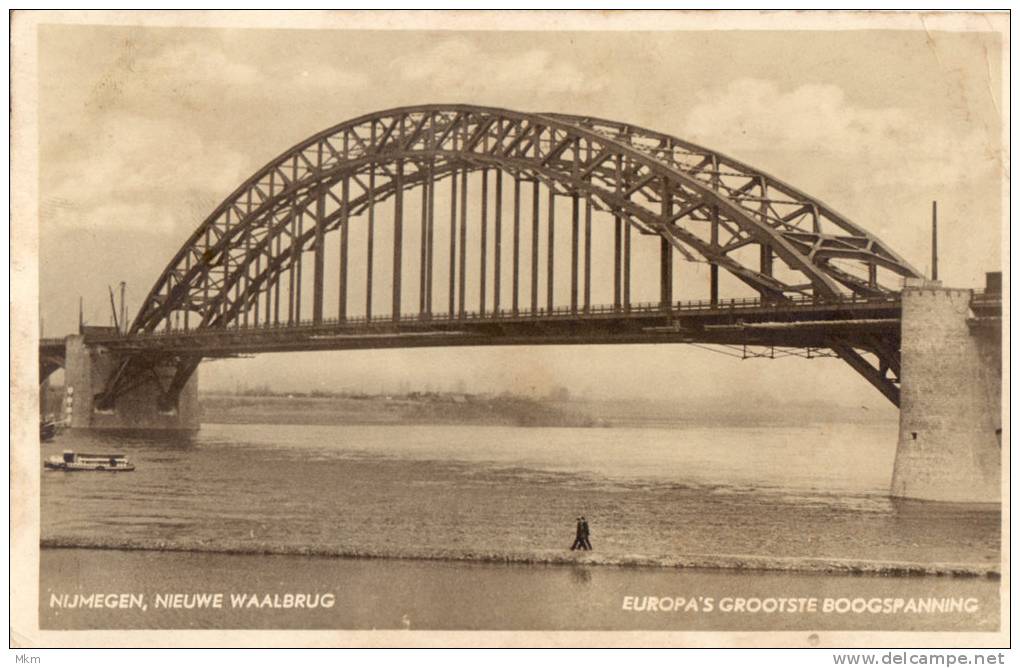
(931, 200), (939, 282)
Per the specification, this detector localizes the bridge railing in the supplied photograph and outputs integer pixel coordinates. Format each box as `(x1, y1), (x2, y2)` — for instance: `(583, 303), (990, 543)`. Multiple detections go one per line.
(125, 292), (901, 341)
(970, 289), (1001, 303)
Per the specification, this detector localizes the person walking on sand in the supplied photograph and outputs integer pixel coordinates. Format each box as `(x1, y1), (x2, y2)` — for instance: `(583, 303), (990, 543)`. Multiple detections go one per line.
(580, 516), (592, 551)
(570, 516), (585, 550)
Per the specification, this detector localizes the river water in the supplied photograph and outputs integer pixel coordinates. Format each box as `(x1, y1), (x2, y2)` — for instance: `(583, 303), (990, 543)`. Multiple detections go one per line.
(39, 421), (1001, 631)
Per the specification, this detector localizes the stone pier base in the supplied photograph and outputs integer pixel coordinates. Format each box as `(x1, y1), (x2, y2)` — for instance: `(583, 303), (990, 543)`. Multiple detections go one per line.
(62, 335), (199, 431)
(890, 285), (1001, 503)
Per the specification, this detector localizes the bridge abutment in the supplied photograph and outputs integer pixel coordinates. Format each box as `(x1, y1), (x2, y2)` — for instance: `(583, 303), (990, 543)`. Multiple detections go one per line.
(890, 284), (1001, 503)
(63, 335), (199, 431)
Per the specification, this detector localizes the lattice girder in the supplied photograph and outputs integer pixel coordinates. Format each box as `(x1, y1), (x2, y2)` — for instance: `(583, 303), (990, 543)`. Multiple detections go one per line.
(131, 105), (921, 335)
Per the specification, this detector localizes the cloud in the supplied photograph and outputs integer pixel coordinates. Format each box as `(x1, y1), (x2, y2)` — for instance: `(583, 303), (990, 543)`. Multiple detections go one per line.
(293, 63), (370, 89)
(682, 79), (1000, 191)
(394, 38), (607, 96)
(83, 39), (370, 117)
(133, 41), (262, 88)
(43, 111), (249, 234)
(129, 41), (368, 91)
(42, 39), (370, 237)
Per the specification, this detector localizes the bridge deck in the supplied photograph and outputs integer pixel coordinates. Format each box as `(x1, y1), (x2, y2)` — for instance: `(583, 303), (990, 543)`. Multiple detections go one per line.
(88, 296), (905, 356)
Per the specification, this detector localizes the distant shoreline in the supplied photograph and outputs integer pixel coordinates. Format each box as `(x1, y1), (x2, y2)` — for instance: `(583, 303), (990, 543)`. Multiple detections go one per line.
(41, 385), (899, 430)
(198, 392), (602, 428)
(195, 391), (898, 430)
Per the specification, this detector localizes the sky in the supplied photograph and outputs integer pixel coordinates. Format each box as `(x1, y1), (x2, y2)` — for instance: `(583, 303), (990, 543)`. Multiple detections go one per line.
(33, 16), (1005, 411)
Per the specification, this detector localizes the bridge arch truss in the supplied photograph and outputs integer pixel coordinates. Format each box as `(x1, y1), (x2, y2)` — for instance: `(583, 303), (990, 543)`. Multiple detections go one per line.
(101, 105), (920, 408)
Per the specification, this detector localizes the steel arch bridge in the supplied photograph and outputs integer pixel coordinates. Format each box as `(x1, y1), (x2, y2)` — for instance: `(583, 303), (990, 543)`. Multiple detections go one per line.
(94, 104), (922, 410)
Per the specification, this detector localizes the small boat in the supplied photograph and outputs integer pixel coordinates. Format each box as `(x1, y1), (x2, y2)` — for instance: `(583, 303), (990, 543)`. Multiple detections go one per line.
(44, 451), (135, 472)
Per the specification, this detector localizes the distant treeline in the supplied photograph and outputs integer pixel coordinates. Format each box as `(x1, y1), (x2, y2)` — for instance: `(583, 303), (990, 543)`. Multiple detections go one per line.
(200, 391), (600, 429)
(206, 385), (574, 402)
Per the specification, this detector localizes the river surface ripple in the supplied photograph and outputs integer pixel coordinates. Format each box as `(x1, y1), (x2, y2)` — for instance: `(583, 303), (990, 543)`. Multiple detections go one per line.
(41, 422), (1000, 570)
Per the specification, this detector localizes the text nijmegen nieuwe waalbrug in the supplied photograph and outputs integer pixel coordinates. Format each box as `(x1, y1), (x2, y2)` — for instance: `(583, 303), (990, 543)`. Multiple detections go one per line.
(48, 592), (336, 610)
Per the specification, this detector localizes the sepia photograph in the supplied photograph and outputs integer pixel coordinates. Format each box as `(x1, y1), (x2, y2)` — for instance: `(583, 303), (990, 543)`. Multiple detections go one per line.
(9, 9), (1009, 649)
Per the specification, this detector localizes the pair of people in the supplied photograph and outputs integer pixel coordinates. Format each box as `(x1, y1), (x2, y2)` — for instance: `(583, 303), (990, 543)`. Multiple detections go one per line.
(570, 516), (592, 551)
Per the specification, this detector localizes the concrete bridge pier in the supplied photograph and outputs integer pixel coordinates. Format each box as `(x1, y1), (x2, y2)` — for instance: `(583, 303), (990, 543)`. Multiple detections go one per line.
(63, 335), (200, 431)
(891, 282), (1001, 503)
